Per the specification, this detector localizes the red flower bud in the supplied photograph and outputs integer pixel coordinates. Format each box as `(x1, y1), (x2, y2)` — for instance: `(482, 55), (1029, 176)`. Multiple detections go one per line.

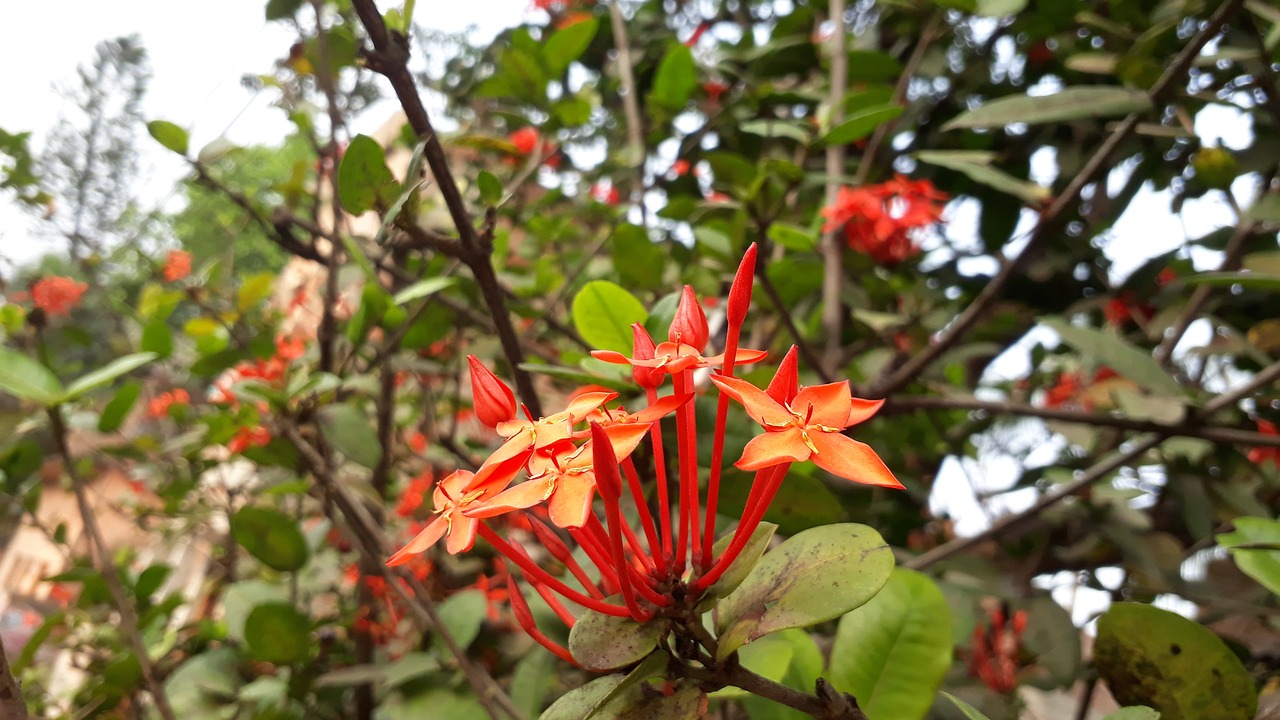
(529, 518), (574, 565)
(765, 346), (800, 405)
(668, 285), (709, 351)
(589, 422), (623, 504)
(506, 574), (536, 628)
(727, 243), (757, 327)
(630, 323), (665, 388)
(467, 355), (516, 428)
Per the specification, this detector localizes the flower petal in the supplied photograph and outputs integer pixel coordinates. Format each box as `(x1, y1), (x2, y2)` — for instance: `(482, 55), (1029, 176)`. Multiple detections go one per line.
(446, 512), (480, 555)
(466, 478), (554, 519)
(735, 428), (810, 471)
(435, 470), (475, 508)
(599, 422), (652, 460)
(792, 381), (853, 428)
(548, 472), (596, 529)
(590, 350), (632, 365)
(846, 397), (884, 427)
(387, 514), (449, 566)
(561, 391), (618, 422)
(807, 432), (903, 488)
(710, 374), (791, 427)
(632, 392), (692, 423)
(470, 447), (532, 490)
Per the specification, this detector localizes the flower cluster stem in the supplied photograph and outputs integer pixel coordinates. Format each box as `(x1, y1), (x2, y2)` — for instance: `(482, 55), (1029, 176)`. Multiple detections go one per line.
(478, 524), (631, 617)
(694, 463), (791, 591)
(673, 370), (701, 570)
(645, 387), (675, 567)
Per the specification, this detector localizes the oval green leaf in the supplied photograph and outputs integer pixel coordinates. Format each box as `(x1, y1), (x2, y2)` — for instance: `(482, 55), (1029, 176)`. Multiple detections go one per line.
(146, 120), (189, 156)
(98, 381), (142, 432)
(651, 43), (697, 111)
(63, 352), (157, 401)
(715, 523), (894, 661)
(568, 602), (662, 671)
(703, 521), (778, 604)
(244, 601), (311, 664)
(231, 506), (310, 572)
(821, 105), (903, 146)
(1041, 318), (1185, 397)
(0, 347), (64, 406)
(828, 569), (952, 720)
(544, 17), (599, 75)
(1217, 517), (1280, 596)
(317, 404), (382, 469)
(1094, 603), (1257, 719)
(943, 87), (1151, 130)
(571, 280), (649, 355)
(338, 134), (397, 214)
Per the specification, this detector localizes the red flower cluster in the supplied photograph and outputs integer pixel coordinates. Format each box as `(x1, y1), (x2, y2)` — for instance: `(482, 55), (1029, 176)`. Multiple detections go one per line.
(228, 426), (271, 454)
(1042, 367), (1120, 412)
(1249, 419), (1280, 469)
(31, 276), (88, 316)
(387, 245), (901, 665)
(821, 175), (948, 264)
(508, 127), (559, 168)
(967, 604), (1027, 694)
(163, 250), (192, 283)
(211, 335), (308, 405)
(147, 389), (190, 419)
(590, 182), (621, 206)
(396, 470), (434, 518)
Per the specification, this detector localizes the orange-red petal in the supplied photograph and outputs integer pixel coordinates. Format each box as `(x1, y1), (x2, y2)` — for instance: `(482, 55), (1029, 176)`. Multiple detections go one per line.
(711, 374), (791, 427)
(387, 514), (449, 566)
(467, 478), (555, 519)
(446, 512), (481, 555)
(735, 428), (810, 471)
(846, 397), (885, 427)
(548, 472), (597, 529)
(807, 432), (903, 488)
(791, 381), (853, 428)
(632, 392), (692, 423)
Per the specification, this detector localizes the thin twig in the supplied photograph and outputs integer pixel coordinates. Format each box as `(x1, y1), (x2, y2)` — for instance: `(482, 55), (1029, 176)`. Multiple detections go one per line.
(608, 0), (647, 221)
(0, 640), (30, 720)
(867, 0), (1245, 398)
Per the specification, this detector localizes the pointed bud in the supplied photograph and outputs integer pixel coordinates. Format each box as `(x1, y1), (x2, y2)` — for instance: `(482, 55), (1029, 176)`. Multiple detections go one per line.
(668, 285), (709, 351)
(589, 422), (624, 504)
(505, 574), (536, 628)
(726, 243), (757, 327)
(529, 518), (574, 565)
(467, 355), (516, 428)
(765, 346), (800, 404)
(630, 323), (665, 389)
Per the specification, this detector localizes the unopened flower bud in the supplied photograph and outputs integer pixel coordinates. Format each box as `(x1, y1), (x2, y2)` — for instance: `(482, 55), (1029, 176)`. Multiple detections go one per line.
(668, 285), (709, 351)
(467, 355), (516, 428)
(727, 243), (757, 327)
(589, 422), (624, 503)
(765, 346), (800, 404)
(630, 323), (665, 388)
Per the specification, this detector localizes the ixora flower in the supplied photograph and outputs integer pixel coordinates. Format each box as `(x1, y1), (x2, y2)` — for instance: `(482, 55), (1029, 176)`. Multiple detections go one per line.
(31, 276), (88, 316)
(822, 175), (948, 264)
(388, 243), (902, 669)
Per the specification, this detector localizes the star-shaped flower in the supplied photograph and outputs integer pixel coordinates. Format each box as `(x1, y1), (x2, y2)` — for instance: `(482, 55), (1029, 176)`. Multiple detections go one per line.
(709, 375), (901, 488)
(388, 458), (525, 564)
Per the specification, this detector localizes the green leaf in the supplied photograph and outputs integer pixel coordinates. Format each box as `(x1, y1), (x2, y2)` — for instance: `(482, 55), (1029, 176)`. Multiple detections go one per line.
(98, 381), (142, 432)
(146, 120), (189, 156)
(1104, 709), (1161, 720)
(543, 675), (704, 720)
(943, 87), (1151, 130)
(62, 352), (157, 401)
(1217, 517), (1280, 596)
(0, 347), (64, 405)
(393, 277), (456, 306)
(1242, 250), (1280, 275)
(436, 590), (488, 650)
(583, 652), (666, 719)
(1019, 595), (1082, 687)
(265, 0), (306, 20)
(821, 105), (903, 146)
(317, 404), (382, 469)
(715, 523), (894, 660)
(542, 676), (626, 720)
(1094, 603), (1257, 719)
(976, 0), (1027, 16)
(477, 170), (503, 205)
(231, 506), (310, 572)
(166, 648), (242, 716)
(338, 134), (398, 214)
(942, 692), (994, 720)
(703, 522), (778, 604)
(568, 601), (663, 670)
(1041, 318), (1184, 397)
(766, 223), (816, 252)
(244, 602), (311, 665)
(571, 280), (649, 355)
(388, 686), (488, 720)
(612, 224), (666, 291)
(651, 43), (697, 111)
(828, 569), (952, 720)
(544, 17), (599, 75)
(510, 649), (555, 719)
(141, 319), (173, 360)
(914, 150), (1051, 204)
(740, 120), (811, 143)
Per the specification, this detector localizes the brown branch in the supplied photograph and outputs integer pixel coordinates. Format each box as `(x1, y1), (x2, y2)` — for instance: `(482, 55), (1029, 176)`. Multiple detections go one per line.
(684, 662), (869, 720)
(46, 407), (177, 720)
(906, 357), (1280, 570)
(0, 640), (30, 720)
(351, 0), (542, 417)
(885, 394), (1280, 447)
(866, 0), (1245, 399)
(820, 0), (850, 373)
(608, 0), (646, 219)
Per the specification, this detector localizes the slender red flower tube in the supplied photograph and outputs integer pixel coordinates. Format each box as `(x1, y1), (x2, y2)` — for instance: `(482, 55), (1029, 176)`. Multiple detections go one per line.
(568, 527), (622, 595)
(668, 285), (709, 351)
(507, 575), (578, 665)
(467, 355), (517, 428)
(507, 542), (578, 628)
(529, 517), (606, 600)
(694, 462), (791, 592)
(702, 243), (757, 569)
(478, 523), (631, 617)
(591, 422), (651, 622)
(620, 455), (665, 574)
(672, 369), (701, 570)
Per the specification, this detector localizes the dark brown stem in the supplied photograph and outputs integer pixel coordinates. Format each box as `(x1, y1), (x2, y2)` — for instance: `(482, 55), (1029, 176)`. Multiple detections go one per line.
(685, 662), (869, 719)
(866, 0), (1244, 399)
(47, 407), (177, 720)
(0, 640), (29, 720)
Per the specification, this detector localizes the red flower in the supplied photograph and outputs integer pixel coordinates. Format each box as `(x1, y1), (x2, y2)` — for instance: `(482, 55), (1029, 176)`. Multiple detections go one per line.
(510, 127), (540, 155)
(821, 175), (948, 265)
(1249, 419), (1280, 469)
(162, 250), (192, 282)
(703, 81), (729, 104)
(590, 182), (621, 206)
(228, 426), (271, 454)
(968, 604), (1028, 694)
(671, 159), (691, 177)
(1104, 293), (1154, 328)
(31, 276), (88, 316)
(468, 354), (518, 429)
(147, 389), (190, 418)
(406, 430), (428, 453)
(396, 470), (435, 518)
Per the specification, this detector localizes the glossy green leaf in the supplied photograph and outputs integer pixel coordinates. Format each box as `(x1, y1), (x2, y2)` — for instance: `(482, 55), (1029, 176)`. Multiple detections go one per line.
(544, 17), (599, 75)
(568, 602), (663, 670)
(436, 589), (488, 650)
(584, 652), (666, 720)
(511, 649), (555, 719)
(703, 522), (778, 603)
(1094, 603), (1256, 719)
(231, 506), (310, 572)
(146, 120), (189, 156)
(943, 87), (1151, 130)
(571, 280), (648, 355)
(543, 675), (627, 720)
(477, 170), (503, 205)
(828, 569), (952, 720)
(942, 692), (994, 720)
(317, 404), (382, 469)
(651, 43), (697, 111)
(1041, 318), (1184, 397)
(735, 630), (824, 720)
(767, 223), (817, 251)
(0, 347), (64, 405)
(915, 150), (1051, 204)
(63, 352), (157, 401)
(98, 381), (142, 432)
(612, 224), (666, 291)
(338, 134), (397, 214)
(245, 602), (311, 664)
(141, 319), (173, 359)
(715, 523), (894, 660)
(821, 105), (903, 146)
(392, 277), (456, 306)
(1217, 517), (1280, 596)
